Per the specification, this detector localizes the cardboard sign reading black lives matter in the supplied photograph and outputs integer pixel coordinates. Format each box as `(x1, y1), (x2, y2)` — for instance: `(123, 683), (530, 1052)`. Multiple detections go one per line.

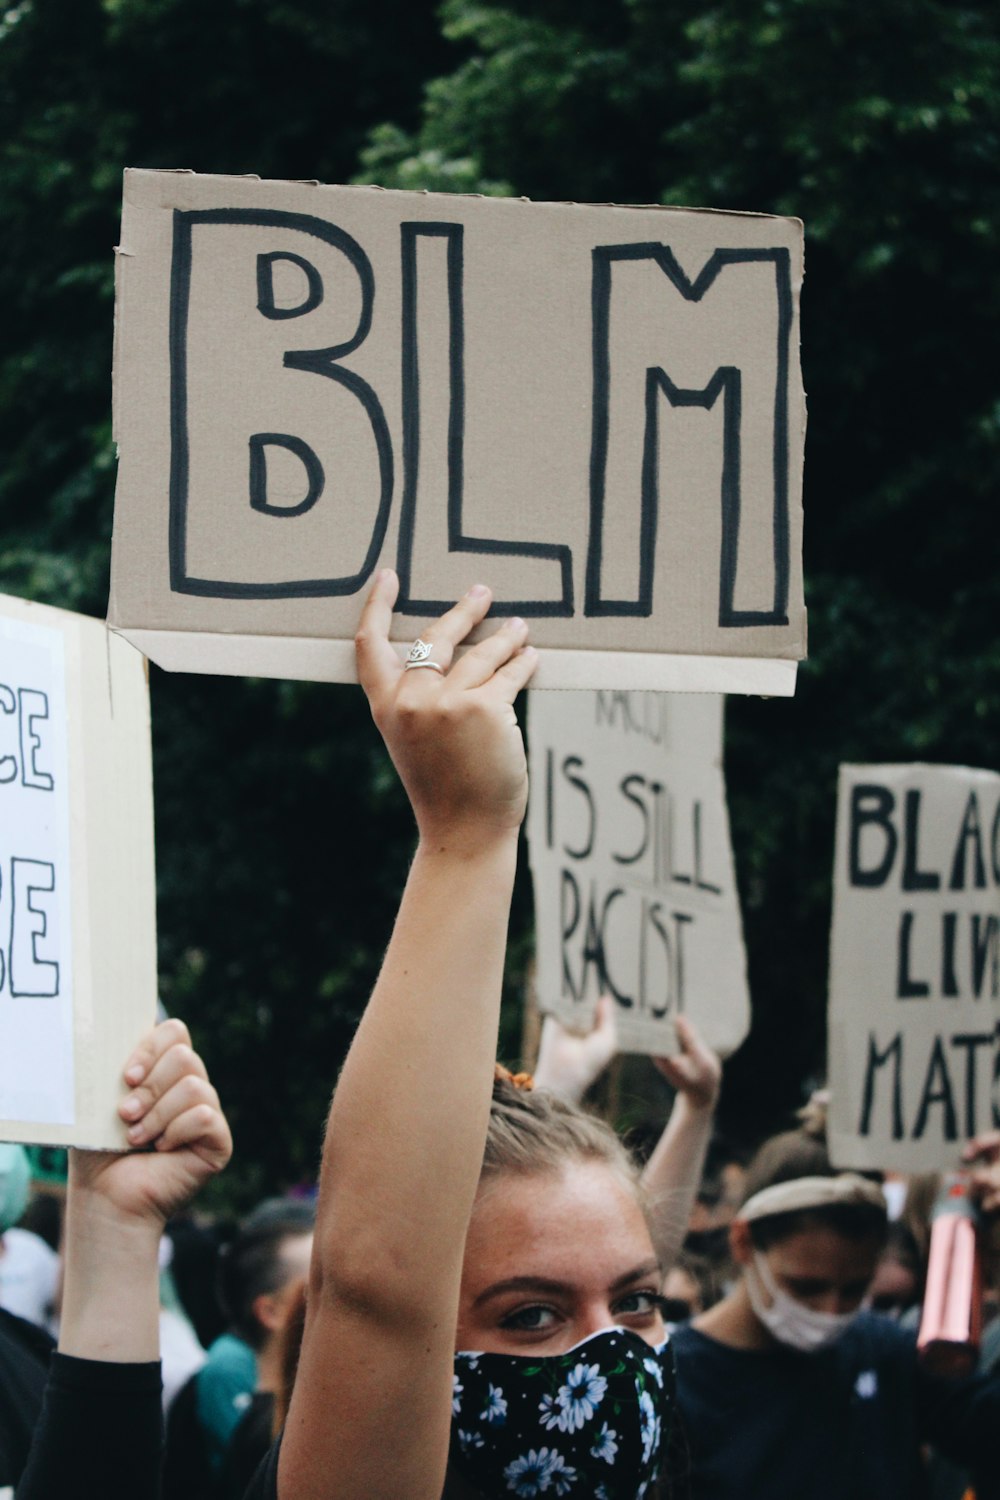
(0, 594), (156, 1149)
(526, 690), (749, 1056)
(109, 170), (805, 694)
(828, 764), (1000, 1173)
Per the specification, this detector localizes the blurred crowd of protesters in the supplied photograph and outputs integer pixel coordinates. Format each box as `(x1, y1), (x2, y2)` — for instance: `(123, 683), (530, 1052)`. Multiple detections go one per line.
(0, 1000), (998, 1496)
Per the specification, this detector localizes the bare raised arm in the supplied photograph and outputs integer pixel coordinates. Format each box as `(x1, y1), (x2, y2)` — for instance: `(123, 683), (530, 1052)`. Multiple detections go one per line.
(280, 573), (537, 1500)
(641, 1015), (722, 1274)
(60, 1017), (232, 1362)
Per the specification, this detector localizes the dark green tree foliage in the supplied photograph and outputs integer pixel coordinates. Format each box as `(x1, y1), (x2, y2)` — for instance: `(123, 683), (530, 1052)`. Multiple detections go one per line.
(0, 0), (458, 1204)
(1, 0), (998, 1191)
(362, 0), (1000, 1139)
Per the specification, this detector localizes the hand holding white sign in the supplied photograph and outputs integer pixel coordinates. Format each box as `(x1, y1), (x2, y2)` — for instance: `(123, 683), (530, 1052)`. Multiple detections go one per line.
(534, 995), (618, 1103)
(15, 1022), (231, 1500)
(642, 1015), (721, 1273)
(652, 1013), (723, 1111)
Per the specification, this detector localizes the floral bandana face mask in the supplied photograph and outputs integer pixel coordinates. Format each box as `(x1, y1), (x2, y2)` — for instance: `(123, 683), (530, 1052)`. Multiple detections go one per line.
(450, 1326), (674, 1499)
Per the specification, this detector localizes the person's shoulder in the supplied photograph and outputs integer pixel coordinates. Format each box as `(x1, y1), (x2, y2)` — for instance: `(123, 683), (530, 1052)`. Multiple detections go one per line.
(239, 1434), (281, 1500)
(201, 1333), (256, 1384)
(835, 1310), (918, 1374)
(0, 1304), (55, 1365)
(667, 1321), (700, 1354)
(665, 1320), (710, 1356)
(668, 1320), (755, 1370)
(844, 1309), (917, 1350)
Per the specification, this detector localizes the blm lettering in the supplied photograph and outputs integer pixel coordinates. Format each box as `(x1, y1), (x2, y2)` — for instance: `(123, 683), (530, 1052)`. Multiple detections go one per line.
(169, 212), (793, 621)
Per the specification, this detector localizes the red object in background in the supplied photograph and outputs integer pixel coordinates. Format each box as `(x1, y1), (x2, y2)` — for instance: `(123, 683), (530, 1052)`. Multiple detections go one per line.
(917, 1175), (982, 1379)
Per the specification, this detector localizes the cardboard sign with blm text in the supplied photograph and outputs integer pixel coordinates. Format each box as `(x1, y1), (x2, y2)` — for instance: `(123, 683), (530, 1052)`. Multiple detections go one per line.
(526, 689), (750, 1056)
(0, 593), (156, 1149)
(828, 764), (1000, 1172)
(109, 170), (806, 694)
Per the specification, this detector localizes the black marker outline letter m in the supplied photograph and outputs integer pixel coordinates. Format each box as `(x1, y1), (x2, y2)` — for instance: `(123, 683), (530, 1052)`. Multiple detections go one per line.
(586, 245), (793, 625)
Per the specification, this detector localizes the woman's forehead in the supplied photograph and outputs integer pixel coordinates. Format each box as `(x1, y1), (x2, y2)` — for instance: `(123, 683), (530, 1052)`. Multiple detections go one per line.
(464, 1159), (655, 1284)
(768, 1224), (881, 1276)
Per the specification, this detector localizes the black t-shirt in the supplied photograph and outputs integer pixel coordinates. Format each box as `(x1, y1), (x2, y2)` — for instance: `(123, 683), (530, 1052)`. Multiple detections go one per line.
(218, 1391), (275, 1500)
(16, 1352), (162, 1500)
(0, 1305), (52, 1489)
(671, 1311), (1000, 1500)
(239, 1438), (485, 1500)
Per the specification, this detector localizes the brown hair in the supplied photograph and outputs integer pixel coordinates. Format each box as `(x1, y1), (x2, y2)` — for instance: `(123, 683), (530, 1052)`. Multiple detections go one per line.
(740, 1118), (832, 1205)
(481, 1071), (642, 1195)
(740, 1109), (886, 1252)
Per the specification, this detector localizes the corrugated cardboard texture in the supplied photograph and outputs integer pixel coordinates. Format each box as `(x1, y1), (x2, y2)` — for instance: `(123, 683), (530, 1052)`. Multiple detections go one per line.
(526, 688), (750, 1056)
(828, 763), (1000, 1173)
(110, 170), (806, 693)
(0, 595), (156, 1148)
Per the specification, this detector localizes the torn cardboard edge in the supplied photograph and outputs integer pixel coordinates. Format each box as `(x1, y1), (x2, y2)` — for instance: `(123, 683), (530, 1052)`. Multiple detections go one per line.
(117, 164), (806, 224)
(116, 628), (798, 696)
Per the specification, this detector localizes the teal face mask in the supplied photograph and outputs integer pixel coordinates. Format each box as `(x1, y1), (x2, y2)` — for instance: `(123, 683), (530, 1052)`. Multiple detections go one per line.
(0, 1146), (30, 1233)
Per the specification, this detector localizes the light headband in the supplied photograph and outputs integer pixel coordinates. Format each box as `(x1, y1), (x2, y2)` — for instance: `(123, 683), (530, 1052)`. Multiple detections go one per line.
(739, 1173), (886, 1225)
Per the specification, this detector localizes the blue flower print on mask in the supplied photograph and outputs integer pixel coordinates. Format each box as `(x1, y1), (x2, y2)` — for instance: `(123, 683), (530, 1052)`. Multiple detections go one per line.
(590, 1422), (618, 1463)
(450, 1327), (674, 1499)
(480, 1384), (508, 1424)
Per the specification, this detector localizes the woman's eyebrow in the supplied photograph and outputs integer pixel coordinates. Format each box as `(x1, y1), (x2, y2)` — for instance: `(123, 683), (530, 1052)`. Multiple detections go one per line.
(473, 1275), (571, 1306)
(473, 1259), (663, 1307)
(610, 1259), (663, 1293)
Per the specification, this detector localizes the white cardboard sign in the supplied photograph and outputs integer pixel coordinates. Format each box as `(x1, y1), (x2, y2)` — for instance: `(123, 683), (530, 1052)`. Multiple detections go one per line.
(109, 169), (806, 696)
(828, 763), (1000, 1172)
(0, 615), (74, 1125)
(0, 594), (157, 1148)
(526, 688), (750, 1056)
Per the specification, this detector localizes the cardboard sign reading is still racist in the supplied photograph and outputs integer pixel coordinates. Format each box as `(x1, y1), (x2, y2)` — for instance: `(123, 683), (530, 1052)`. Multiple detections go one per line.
(828, 764), (1000, 1173)
(526, 689), (749, 1056)
(109, 170), (805, 694)
(0, 594), (156, 1149)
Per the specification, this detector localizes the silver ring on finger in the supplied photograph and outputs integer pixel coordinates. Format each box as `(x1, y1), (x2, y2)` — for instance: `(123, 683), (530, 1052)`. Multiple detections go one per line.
(404, 659), (444, 674)
(404, 639), (444, 673)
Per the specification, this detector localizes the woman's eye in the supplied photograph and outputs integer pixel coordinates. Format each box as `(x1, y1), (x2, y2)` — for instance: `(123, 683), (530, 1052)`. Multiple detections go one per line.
(498, 1304), (558, 1331)
(613, 1290), (663, 1320)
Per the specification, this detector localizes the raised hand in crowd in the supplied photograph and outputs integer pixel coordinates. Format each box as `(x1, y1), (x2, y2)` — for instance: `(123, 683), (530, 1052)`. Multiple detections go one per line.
(533, 993), (618, 1102)
(279, 573), (540, 1500)
(15, 1019), (231, 1500)
(642, 1014), (723, 1273)
(273, 575), (681, 1500)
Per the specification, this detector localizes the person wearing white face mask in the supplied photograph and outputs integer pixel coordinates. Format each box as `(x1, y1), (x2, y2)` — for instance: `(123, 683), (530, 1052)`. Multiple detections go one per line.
(738, 1175), (886, 1353)
(670, 1161), (1000, 1500)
